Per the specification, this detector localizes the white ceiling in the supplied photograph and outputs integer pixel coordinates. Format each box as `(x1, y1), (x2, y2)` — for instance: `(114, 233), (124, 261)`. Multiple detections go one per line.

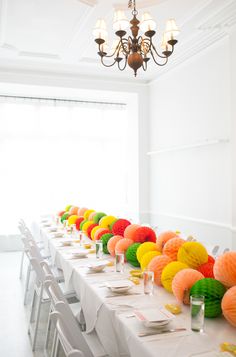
(0, 0), (235, 83)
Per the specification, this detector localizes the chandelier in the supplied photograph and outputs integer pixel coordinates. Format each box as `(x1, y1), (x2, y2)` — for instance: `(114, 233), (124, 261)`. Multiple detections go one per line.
(93, 0), (179, 76)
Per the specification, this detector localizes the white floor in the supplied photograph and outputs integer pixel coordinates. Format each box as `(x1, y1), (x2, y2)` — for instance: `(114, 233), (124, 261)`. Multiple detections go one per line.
(0, 252), (46, 357)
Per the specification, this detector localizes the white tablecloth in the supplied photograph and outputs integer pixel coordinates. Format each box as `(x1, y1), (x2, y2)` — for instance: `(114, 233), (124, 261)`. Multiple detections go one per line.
(38, 222), (236, 357)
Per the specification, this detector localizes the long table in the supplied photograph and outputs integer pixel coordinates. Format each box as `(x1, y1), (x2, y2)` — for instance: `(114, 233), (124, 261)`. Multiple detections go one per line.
(37, 222), (236, 357)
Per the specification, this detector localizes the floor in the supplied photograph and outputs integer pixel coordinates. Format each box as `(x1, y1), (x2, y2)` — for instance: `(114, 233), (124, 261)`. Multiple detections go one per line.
(0, 252), (55, 357)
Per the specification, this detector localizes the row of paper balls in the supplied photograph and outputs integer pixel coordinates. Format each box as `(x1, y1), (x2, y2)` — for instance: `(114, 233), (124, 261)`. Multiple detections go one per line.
(58, 205), (236, 327)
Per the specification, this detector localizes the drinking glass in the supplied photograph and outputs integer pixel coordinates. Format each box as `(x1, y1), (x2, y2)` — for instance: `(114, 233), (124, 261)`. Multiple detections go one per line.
(96, 240), (103, 259)
(115, 253), (124, 273)
(190, 295), (205, 332)
(143, 270), (154, 295)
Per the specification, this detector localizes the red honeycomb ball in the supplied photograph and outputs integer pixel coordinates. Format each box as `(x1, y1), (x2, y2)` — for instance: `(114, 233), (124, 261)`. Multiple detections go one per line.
(198, 262), (215, 278)
(75, 217), (85, 231)
(132, 226), (156, 243)
(112, 219), (131, 236)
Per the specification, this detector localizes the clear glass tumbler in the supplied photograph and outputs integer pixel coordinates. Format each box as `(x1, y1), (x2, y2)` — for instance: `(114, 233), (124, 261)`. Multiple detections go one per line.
(190, 295), (205, 332)
(95, 240), (103, 259)
(115, 253), (124, 273)
(143, 270), (154, 295)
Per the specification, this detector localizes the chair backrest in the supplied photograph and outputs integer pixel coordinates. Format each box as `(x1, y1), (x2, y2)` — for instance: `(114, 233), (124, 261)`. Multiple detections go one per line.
(50, 302), (84, 357)
(30, 257), (48, 283)
(44, 276), (67, 307)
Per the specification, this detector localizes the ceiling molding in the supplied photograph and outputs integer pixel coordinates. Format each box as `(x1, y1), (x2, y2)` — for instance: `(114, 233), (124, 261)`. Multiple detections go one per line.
(19, 51), (60, 60)
(77, 0), (97, 6)
(113, 0), (167, 11)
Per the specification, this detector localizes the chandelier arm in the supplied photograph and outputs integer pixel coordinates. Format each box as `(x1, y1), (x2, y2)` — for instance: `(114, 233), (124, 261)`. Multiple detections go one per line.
(151, 43), (169, 59)
(117, 56), (128, 71)
(142, 61), (148, 71)
(99, 42), (123, 59)
(150, 49), (169, 66)
(120, 38), (130, 55)
(100, 56), (118, 68)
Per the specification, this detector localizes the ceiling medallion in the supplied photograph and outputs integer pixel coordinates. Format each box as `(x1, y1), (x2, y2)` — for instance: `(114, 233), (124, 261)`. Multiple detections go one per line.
(93, 0), (179, 76)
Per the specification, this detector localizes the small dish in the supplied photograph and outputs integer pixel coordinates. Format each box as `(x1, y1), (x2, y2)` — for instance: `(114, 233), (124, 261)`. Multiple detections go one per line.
(87, 261), (108, 273)
(106, 280), (134, 294)
(70, 251), (88, 259)
(134, 307), (174, 328)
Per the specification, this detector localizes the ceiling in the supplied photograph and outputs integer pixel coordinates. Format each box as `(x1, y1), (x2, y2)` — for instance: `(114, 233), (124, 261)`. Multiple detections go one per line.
(0, 0), (235, 83)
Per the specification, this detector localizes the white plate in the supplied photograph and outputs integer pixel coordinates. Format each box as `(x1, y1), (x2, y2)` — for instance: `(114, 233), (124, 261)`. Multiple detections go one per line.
(52, 232), (64, 238)
(70, 251), (88, 259)
(134, 308), (174, 328)
(87, 260), (109, 273)
(106, 280), (134, 293)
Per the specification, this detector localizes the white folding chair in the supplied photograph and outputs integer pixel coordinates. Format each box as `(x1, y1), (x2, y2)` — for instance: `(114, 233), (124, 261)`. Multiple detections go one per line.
(51, 302), (108, 357)
(28, 249), (75, 351)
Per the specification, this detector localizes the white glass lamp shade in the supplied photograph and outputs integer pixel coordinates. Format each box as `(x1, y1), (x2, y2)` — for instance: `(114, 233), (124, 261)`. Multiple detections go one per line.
(93, 19), (108, 40)
(113, 10), (129, 31)
(140, 12), (156, 33)
(165, 18), (179, 39)
(161, 32), (171, 51)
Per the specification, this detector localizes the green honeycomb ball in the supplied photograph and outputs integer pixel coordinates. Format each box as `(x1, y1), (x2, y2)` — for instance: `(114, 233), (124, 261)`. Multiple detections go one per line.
(93, 212), (106, 224)
(101, 233), (114, 254)
(61, 212), (70, 223)
(126, 243), (141, 267)
(190, 278), (226, 318)
(80, 219), (88, 230)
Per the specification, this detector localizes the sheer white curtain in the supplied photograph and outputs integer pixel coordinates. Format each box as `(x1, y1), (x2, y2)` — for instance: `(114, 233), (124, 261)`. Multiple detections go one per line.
(0, 97), (128, 234)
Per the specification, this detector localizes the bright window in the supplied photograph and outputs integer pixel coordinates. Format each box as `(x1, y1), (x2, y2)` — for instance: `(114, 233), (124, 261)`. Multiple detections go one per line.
(0, 97), (128, 234)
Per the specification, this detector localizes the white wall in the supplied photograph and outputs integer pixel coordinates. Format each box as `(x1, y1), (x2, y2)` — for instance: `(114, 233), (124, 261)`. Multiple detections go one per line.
(149, 38), (235, 250)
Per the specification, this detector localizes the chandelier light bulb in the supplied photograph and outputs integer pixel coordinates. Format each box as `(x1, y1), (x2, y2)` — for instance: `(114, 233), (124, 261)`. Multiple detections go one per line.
(93, 19), (108, 40)
(165, 18), (179, 39)
(140, 12), (156, 33)
(113, 10), (129, 31)
(161, 32), (171, 52)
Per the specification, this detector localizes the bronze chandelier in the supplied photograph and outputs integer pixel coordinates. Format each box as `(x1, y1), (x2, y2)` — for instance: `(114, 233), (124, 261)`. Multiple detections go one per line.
(93, 0), (179, 76)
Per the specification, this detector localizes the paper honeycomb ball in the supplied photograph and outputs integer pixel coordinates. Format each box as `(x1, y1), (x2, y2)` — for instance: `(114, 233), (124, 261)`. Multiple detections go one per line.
(78, 207), (88, 216)
(148, 255), (172, 286)
(126, 243), (141, 267)
(79, 219), (88, 231)
(87, 223), (98, 239)
(82, 221), (96, 236)
(213, 252), (236, 288)
(58, 210), (65, 217)
(75, 217), (84, 231)
(190, 278), (226, 318)
(65, 205), (72, 212)
(89, 211), (97, 221)
(69, 206), (79, 215)
(136, 242), (159, 263)
(124, 224), (141, 241)
(140, 251), (161, 271)
(94, 228), (110, 241)
(132, 227), (156, 244)
(177, 242), (208, 269)
(107, 235), (124, 256)
(161, 261), (188, 293)
(84, 209), (95, 220)
(93, 212), (106, 224)
(101, 233), (114, 254)
(68, 215), (79, 226)
(198, 262), (215, 278)
(221, 286), (236, 327)
(163, 237), (185, 261)
(156, 231), (179, 252)
(208, 255), (215, 264)
(61, 212), (70, 222)
(91, 225), (102, 240)
(112, 219), (131, 236)
(115, 238), (133, 256)
(99, 215), (117, 229)
(172, 269), (204, 304)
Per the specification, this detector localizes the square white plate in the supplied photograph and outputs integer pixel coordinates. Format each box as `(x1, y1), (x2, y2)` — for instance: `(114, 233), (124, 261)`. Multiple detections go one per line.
(134, 307), (175, 328)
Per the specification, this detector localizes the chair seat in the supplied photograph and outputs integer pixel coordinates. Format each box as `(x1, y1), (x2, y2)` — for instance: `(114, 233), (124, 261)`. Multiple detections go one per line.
(59, 281), (76, 299)
(50, 265), (64, 282)
(70, 302), (85, 326)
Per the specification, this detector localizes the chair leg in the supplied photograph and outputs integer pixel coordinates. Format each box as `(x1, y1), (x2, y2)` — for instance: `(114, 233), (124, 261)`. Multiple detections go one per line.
(44, 305), (53, 352)
(24, 263), (31, 305)
(51, 330), (59, 357)
(19, 250), (25, 279)
(32, 286), (43, 351)
(29, 288), (37, 324)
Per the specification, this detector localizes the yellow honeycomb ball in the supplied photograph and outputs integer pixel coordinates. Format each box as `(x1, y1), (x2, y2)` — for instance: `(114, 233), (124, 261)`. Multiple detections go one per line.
(65, 204), (72, 212)
(161, 261), (188, 293)
(177, 242), (208, 269)
(67, 215), (79, 226)
(84, 209), (95, 220)
(82, 221), (95, 236)
(140, 251), (161, 271)
(136, 242), (159, 263)
(91, 225), (102, 241)
(99, 215), (117, 229)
